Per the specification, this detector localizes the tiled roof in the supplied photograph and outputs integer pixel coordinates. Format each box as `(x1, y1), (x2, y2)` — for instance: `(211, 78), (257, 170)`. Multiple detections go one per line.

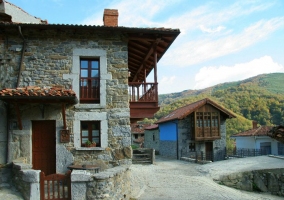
(156, 98), (236, 124)
(131, 124), (153, 134)
(0, 22), (179, 33)
(0, 86), (77, 104)
(144, 124), (158, 130)
(231, 126), (273, 137)
(0, 86), (76, 97)
(133, 137), (144, 144)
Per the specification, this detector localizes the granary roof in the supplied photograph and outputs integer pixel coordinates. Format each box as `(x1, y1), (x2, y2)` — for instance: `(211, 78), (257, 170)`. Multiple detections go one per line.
(231, 126), (273, 137)
(156, 98), (236, 124)
(0, 86), (78, 104)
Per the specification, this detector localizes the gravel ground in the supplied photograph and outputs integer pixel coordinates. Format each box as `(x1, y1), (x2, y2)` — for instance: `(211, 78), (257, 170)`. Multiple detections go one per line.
(130, 155), (284, 200)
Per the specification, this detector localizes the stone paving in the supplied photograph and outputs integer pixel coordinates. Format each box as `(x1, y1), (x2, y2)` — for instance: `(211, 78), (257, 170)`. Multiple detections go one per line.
(130, 155), (284, 200)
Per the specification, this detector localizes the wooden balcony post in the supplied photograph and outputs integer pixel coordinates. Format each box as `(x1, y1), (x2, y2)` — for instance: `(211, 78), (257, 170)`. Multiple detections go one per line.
(154, 46), (157, 84)
(153, 46), (158, 105)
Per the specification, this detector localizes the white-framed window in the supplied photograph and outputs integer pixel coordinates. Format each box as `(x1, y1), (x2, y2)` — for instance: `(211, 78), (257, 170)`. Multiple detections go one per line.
(74, 112), (108, 149)
(64, 48), (111, 108)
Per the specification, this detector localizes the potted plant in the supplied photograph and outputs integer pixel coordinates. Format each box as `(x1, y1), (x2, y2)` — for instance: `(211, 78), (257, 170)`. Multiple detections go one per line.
(85, 140), (96, 147)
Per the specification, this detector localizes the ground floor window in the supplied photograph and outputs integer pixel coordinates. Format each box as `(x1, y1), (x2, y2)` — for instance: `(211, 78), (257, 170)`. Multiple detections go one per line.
(81, 121), (100, 147)
(189, 143), (195, 151)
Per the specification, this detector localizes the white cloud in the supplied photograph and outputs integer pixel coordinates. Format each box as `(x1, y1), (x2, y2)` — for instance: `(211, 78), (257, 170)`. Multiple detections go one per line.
(193, 56), (284, 89)
(161, 17), (284, 67)
(158, 76), (177, 94)
(82, 0), (179, 26)
(199, 25), (226, 33)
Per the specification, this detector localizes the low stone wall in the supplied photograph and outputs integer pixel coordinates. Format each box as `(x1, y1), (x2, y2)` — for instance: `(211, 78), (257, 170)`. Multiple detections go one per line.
(0, 164), (13, 188)
(12, 162), (40, 200)
(219, 168), (284, 197)
(71, 165), (131, 200)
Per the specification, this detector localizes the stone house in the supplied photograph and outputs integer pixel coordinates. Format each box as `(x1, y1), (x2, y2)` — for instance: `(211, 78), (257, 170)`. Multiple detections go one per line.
(231, 121), (283, 155)
(0, 1), (180, 199)
(155, 98), (235, 160)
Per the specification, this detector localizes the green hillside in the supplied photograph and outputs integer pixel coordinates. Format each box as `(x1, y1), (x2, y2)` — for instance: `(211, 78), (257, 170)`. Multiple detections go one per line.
(151, 73), (284, 149)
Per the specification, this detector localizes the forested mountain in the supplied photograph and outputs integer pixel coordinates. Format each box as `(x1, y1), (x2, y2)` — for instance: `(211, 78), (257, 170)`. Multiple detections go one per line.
(146, 73), (284, 149)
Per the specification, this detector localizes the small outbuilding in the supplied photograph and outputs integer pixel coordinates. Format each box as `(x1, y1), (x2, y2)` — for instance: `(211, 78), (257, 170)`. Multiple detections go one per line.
(231, 121), (283, 155)
(155, 98), (236, 160)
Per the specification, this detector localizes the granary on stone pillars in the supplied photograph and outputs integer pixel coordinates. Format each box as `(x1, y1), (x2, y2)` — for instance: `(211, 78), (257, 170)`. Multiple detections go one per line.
(151, 98), (235, 161)
(0, 0), (180, 175)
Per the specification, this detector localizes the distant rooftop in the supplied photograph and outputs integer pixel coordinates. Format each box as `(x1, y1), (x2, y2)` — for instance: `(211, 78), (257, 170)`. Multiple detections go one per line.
(0, 0), (47, 24)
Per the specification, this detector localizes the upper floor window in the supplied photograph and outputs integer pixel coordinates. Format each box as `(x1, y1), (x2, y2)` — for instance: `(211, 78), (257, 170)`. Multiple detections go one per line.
(81, 121), (100, 147)
(195, 112), (220, 139)
(80, 59), (100, 103)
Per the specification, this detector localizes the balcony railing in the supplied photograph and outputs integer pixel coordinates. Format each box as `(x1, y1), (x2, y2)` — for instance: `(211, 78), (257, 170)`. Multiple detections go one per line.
(80, 78), (99, 102)
(128, 82), (158, 102)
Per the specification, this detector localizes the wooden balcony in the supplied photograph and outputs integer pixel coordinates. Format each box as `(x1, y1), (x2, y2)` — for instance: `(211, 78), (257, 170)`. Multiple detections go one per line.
(129, 82), (159, 123)
(195, 127), (221, 141)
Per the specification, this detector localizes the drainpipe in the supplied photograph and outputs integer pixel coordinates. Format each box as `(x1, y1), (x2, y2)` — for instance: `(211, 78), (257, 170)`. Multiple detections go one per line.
(17, 26), (26, 88)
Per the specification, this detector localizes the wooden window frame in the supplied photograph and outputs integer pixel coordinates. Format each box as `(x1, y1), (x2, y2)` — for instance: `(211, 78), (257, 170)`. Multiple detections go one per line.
(80, 58), (100, 103)
(81, 121), (101, 147)
(195, 112), (220, 140)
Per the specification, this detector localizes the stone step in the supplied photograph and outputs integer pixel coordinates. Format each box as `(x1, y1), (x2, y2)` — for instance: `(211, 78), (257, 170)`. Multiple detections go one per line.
(132, 157), (151, 161)
(132, 160), (152, 164)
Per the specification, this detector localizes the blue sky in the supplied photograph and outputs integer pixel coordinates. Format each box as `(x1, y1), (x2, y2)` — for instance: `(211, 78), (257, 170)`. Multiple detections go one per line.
(7, 0), (284, 94)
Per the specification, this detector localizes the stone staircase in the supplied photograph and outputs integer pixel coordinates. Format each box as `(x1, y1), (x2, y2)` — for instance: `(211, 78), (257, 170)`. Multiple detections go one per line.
(132, 148), (155, 164)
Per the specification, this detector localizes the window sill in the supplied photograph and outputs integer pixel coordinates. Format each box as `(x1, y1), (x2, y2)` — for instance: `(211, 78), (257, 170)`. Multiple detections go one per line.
(76, 147), (104, 151)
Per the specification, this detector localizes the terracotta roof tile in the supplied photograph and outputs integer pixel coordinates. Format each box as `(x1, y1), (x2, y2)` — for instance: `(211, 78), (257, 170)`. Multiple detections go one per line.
(0, 86), (76, 97)
(231, 126), (273, 137)
(131, 123), (158, 134)
(144, 124), (158, 130)
(156, 98), (236, 124)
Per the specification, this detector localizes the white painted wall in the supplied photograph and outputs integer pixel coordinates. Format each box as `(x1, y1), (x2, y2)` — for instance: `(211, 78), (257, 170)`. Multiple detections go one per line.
(234, 136), (280, 155)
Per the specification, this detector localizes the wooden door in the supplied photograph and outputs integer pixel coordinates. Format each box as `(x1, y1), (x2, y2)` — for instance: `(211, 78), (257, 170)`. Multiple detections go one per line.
(32, 121), (56, 175)
(205, 142), (213, 161)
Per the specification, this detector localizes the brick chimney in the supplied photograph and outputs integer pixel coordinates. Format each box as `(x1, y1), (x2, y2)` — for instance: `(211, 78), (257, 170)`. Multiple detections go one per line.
(252, 121), (258, 129)
(103, 9), (118, 26)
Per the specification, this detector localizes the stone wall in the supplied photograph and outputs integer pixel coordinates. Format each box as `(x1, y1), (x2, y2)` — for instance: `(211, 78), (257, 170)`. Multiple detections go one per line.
(0, 100), (7, 164)
(1, 26), (131, 168)
(219, 168), (284, 197)
(0, 164), (12, 188)
(214, 118), (226, 151)
(160, 141), (177, 158)
(178, 115), (192, 159)
(12, 162), (40, 200)
(144, 129), (160, 153)
(71, 165), (131, 200)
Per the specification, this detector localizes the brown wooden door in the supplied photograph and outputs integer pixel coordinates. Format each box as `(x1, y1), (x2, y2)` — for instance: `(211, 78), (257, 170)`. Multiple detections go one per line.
(32, 120), (56, 175)
(205, 142), (213, 161)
